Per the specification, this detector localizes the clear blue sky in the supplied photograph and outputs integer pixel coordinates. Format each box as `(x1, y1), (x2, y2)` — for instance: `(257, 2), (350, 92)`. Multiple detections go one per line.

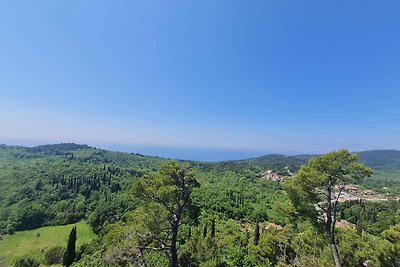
(1, 1), (399, 160)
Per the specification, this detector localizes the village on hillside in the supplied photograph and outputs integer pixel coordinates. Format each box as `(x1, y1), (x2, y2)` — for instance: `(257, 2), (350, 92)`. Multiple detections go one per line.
(259, 168), (395, 202)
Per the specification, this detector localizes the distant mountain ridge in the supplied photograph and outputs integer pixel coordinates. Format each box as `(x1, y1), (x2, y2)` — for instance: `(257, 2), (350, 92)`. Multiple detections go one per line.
(229, 149), (400, 171)
(26, 143), (91, 154)
(357, 150), (400, 170)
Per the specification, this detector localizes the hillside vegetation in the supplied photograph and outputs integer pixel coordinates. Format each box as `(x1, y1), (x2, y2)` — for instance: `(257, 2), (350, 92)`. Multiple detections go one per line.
(0, 144), (399, 267)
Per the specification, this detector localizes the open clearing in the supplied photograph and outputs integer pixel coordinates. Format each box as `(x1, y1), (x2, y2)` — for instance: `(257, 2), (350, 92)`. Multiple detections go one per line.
(0, 221), (96, 266)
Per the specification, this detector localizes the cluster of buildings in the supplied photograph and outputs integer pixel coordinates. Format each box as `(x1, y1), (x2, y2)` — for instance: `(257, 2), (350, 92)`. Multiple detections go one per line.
(259, 169), (385, 203)
(335, 184), (377, 203)
(259, 169), (287, 182)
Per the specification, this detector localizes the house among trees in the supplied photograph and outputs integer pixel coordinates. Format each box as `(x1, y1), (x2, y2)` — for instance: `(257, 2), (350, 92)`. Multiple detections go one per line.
(335, 184), (358, 192)
(260, 169), (286, 182)
(344, 185), (358, 192)
(362, 189), (375, 195)
(264, 222), (283, 231)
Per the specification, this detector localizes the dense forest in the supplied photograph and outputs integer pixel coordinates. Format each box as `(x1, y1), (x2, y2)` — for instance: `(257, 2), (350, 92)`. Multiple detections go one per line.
(1, 144), (400, 267)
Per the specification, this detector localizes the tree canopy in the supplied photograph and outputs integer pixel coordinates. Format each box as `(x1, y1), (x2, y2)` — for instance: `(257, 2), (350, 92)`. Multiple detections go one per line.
(285, 149), (373, 267)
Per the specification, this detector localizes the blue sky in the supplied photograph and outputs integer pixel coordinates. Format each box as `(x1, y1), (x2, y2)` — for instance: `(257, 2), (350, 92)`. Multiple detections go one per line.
(1, 1), (400, 160)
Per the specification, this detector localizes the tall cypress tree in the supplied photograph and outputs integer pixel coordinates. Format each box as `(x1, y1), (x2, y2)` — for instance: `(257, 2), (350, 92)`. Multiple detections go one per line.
(63, 226), (77, 267)
(211, 218), (215, 238)
(254, 222), (260, 246)
(203, 224), (207, 238)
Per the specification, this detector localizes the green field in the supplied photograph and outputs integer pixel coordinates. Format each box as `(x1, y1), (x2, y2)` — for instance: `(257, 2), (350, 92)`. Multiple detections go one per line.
(0, 221), (96, 266)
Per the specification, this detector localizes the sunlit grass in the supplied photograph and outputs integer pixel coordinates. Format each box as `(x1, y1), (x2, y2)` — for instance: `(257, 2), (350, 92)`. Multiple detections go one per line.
(0, 221), (96, 266)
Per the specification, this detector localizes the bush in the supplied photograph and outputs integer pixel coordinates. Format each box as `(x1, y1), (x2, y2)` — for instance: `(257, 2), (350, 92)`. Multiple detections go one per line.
(45, 246), (64, 265)
(14, 257), (39, 267)
(6, 224), (15, 235)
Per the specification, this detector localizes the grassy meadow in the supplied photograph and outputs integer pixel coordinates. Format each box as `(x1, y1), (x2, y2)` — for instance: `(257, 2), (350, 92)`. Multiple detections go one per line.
(0, 221), (96, 266)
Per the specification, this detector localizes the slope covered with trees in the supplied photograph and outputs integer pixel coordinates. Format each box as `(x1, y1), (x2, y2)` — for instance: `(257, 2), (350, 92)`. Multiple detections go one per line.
(0, 144), (400, 266)
(0, 144), (167, 235)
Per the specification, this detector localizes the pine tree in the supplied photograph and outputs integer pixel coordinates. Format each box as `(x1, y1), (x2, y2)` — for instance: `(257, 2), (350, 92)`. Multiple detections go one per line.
(63, 226), (77, 267)
(284, 149), (373, 267)
(133, 161), (200, 267)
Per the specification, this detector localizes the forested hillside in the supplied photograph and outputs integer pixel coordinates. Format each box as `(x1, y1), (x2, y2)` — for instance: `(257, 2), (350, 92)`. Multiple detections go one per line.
(358, 150), (400, 170)
(1, 144), (400, 267)
(0, 144), (167, 235)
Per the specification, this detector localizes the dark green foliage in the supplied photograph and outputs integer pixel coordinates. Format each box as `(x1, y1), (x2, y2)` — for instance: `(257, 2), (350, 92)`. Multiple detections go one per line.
(26, 143), (90, 155)
(14, 257), (39, 267)
(63, 226), (77, 267)
(203, 224), (207, 238)
(88, 193), (135, 233)
(211, 218), (216, 238)
(341, 199), (400, 234)
(188, 226), (192, 240)
(45, 246), (64, 265)
(254, 222), (260, 245)
(13, 203), (47, 231)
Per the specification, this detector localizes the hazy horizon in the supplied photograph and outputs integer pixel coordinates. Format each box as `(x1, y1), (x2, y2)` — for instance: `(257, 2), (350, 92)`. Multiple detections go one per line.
(0, 138), (303, 161)
(2, 138), (399, 162)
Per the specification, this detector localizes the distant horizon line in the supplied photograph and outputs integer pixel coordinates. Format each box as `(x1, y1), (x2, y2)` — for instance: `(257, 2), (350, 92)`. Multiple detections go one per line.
(1, 141), (399, 163)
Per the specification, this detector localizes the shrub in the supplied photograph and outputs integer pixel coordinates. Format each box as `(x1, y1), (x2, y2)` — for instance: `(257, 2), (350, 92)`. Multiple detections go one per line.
(6, 224), (15, 235)
(14, 257), (39, 267)
(45, 246), (64, 265)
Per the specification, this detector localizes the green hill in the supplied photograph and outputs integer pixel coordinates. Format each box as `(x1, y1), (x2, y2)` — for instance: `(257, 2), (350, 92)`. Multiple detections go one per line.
(0, 143), (168, 235)
(220, 149), (400, 172)
(357, 149), (400, 170)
